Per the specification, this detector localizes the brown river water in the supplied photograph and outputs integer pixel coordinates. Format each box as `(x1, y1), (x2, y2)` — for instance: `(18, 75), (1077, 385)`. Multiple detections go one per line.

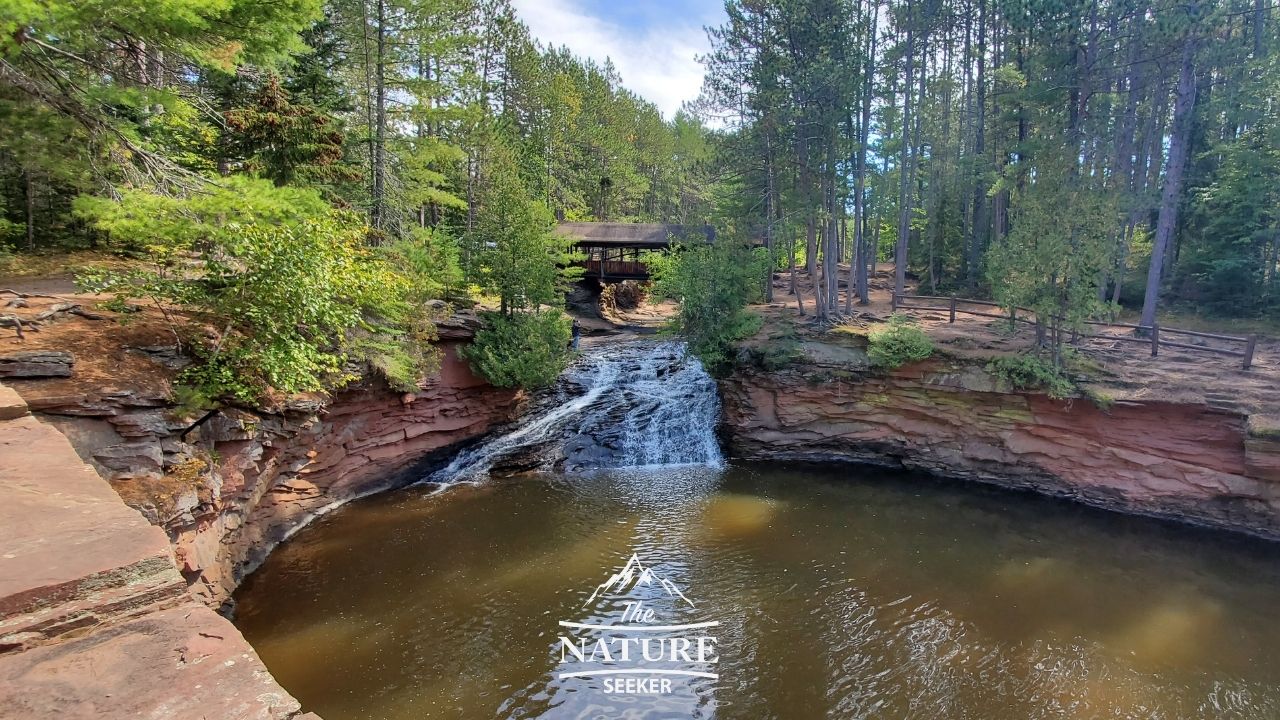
(234, 462), (1280, 719)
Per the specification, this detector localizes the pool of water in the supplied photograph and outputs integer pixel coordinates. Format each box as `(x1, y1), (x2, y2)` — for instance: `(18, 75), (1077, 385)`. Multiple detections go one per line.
(233, 463), (1280, 719)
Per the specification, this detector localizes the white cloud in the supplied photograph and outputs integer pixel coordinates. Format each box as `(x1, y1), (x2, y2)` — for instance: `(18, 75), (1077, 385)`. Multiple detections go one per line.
(511, 0), (709, 119)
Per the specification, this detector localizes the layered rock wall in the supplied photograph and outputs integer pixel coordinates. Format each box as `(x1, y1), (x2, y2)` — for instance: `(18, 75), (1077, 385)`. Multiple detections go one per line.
(721, 358), (1280, 539)
(9, 336), (521, 606)
(0, 384), (317, 720)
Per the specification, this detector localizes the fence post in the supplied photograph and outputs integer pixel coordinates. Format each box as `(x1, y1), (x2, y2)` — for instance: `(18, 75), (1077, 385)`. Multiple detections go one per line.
(1150, 322), (1159, 358)
(1244, 335), (1257, 370)
(949, 297), (957, 323)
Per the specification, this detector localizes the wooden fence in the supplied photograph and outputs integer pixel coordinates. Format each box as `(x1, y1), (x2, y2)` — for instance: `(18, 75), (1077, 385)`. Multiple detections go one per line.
(891, 293), (1259, 370)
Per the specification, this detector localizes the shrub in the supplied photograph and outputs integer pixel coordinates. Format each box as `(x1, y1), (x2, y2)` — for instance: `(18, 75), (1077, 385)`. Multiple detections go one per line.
(987, 354), (1076, 399)
(79, 215), (434, 403)
(867, 314), (933, 369)
(73, 176), (334, 257)
(463, 310), (572, 389)
(645, 240), (770, 375)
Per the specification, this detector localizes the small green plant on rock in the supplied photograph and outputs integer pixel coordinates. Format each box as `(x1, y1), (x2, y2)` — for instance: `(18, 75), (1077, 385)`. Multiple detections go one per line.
(867, 314), (934, 369)
(987, 354), (1075, 399)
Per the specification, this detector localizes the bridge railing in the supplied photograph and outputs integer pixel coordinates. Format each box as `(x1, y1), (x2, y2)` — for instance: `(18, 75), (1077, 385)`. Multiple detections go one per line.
(890, 293), (1259, 370)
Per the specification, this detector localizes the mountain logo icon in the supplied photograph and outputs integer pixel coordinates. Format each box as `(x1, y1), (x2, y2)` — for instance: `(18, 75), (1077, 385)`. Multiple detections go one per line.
(584, 553), (696, 609)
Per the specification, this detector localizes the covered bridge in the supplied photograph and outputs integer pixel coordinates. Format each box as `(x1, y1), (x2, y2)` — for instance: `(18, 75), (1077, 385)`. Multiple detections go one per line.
(554, 222), (714, 281)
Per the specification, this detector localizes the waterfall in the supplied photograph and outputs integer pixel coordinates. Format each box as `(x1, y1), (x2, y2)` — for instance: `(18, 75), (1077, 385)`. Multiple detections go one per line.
(423, 341), (723, 486)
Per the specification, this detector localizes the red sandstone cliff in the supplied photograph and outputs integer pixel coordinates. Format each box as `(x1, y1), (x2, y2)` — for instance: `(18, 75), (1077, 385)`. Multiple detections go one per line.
(720, 356), (1280, 540)
(7, 323), (522, 606)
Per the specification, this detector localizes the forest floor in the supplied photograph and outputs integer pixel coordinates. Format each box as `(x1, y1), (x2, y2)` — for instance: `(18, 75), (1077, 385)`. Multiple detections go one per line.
(748, 263), (1280, 419)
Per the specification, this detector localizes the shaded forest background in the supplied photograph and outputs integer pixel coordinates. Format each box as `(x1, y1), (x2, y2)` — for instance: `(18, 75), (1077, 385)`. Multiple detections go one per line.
(0, 0), (1276, 397)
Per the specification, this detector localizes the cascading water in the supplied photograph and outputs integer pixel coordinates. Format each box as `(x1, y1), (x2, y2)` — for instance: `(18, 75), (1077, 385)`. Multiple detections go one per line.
(423, 340), (723, 486)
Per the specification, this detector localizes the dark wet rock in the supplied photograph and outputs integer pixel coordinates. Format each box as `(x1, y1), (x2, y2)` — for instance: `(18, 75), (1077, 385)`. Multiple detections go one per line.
(126, 344), (190, 370)
(0, 351), (74, 378)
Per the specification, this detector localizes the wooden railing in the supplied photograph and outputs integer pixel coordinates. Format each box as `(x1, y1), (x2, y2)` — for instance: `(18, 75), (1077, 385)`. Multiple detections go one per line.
(579, 259), (650, 279)
(891, 293), (1259, 370)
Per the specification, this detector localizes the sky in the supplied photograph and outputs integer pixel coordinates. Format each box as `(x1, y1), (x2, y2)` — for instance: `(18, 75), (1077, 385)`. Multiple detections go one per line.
(510, 0), (727, 119)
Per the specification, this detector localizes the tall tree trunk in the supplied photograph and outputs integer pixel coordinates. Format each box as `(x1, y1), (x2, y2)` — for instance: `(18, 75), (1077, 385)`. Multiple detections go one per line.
(1102, 21), (1143, 301)
(371, 0), (389, 235)
(1140, 35), (1198, 328)
(966, 0), (987, 289)
(853, 0), (877, 307)
(872, 149), (891, 283)
(894, 5), (915, 299)
(23, 170), (35, 252)
(1255, 0), (1267, 58)
(764, 131), (777, 303)
(825, 140), (838, 315)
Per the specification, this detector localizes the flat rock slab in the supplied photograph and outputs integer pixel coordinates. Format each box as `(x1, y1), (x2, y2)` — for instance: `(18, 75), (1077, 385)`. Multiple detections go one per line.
(0, 602), (306, 719)
(0, 414), (176, 618)
(0, 352), (74, 379)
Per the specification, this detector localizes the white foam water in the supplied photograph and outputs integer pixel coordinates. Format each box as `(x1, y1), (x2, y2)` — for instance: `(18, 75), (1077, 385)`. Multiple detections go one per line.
(423, 341), (723, 486)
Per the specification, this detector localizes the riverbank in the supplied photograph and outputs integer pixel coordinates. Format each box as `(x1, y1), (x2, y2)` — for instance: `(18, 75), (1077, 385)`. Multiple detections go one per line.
(0, 384), (320, 719)
(721, 272), (1280, 540)
(1, 274), (1278, 718)
(0, 297), (524, 719)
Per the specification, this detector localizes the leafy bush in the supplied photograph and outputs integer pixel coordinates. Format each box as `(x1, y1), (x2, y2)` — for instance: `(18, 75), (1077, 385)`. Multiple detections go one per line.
(73, 176), (334, 257)
(463, 310), (572, 389)
(987, 354), (1076, 399)
(0, 218), (21, 245)
(645, 240), (770, 375)
(383, 228), (464, 303)
(78, 206), (435, 403)
(867, 314), (934, 369)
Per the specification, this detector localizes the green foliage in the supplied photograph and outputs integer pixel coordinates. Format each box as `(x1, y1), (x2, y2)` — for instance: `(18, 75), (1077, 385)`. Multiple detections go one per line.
(987, 152), (1117, 363)
(467, 143), (581, 315)
(383, 228), (465, 302)
(1082, 387), (1116, 412)
(0, 219), (21, 246)
(73, 176), (335, 257)
(987, 355), (1076, 400)
(222, 75), (352, 186)
(1179, 55), (1280, 316)
(462, 310), (572, 389)
(867, 314), (934, 369)
(78, 198), (433, 402)
(645, 240), (770, 375)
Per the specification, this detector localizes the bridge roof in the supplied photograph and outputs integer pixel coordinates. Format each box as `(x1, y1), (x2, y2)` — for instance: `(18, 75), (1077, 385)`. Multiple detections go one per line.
(553, 222), (713, 247)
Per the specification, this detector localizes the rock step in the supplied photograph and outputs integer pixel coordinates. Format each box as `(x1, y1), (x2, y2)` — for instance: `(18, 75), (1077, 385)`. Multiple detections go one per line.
(0, 405), (183, 649)
(0, 351), (74, 379)
(0, 559), (186, 652)
(0, 602), (312, 720)
(0, 384), (313, 718)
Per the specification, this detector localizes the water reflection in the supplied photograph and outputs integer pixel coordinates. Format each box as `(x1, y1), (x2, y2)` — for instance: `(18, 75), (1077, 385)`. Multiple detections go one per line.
(234, 463), (1280, 719)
